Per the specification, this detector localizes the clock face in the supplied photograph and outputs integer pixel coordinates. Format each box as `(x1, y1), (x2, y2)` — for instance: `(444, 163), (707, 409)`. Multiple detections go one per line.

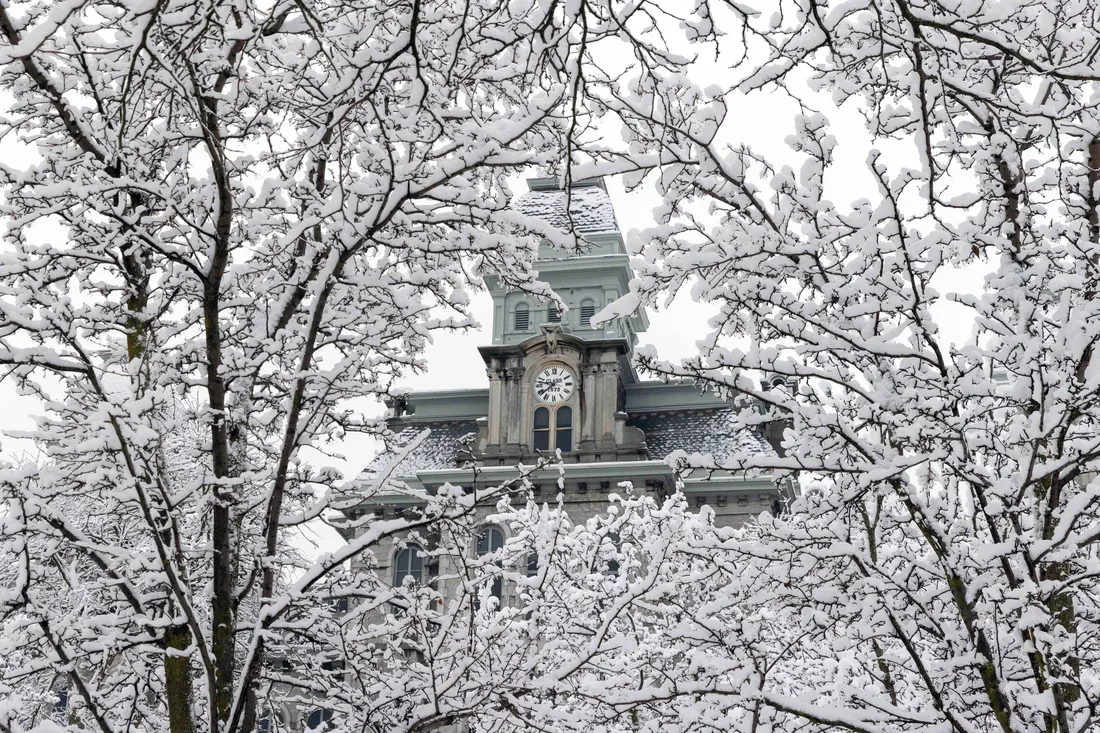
(534, 365), (575, 404)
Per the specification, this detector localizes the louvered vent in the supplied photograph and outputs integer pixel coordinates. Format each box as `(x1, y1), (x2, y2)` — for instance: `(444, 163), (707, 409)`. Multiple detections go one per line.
(514, 306), (530, 331)
(580, 303), (595, 327)
(548, 303), (561, 323)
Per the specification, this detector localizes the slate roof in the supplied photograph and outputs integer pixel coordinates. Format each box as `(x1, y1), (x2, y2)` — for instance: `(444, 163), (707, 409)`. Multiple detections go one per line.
(513, 184), (619, 234)
(357, 421), (479, 488)
(628, 408), (774, 464)
(355, 408), (774, 488)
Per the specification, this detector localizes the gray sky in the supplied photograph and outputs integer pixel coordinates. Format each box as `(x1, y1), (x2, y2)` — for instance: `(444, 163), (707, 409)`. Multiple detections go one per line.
(326, 174), (723, 481)
(0, 73), (985, 563)
(0, 68), (981, 480)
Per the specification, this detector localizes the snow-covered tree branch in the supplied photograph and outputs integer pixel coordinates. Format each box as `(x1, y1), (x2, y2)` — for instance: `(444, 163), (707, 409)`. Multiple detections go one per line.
(563, 2), (1100, 732)
(0, 1), (654, 731)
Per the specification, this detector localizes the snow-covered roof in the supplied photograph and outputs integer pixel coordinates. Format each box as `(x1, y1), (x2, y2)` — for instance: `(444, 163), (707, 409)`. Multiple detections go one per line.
(354, 408), (774, 489)
(629, 409), (774, 464)
(356, 421), (480, 487)
(513, 180), (619, 234)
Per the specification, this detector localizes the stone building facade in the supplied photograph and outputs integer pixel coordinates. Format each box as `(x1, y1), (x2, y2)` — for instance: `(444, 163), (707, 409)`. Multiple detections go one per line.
(278, 176), (796, 732)
(346, 176), (794, 595)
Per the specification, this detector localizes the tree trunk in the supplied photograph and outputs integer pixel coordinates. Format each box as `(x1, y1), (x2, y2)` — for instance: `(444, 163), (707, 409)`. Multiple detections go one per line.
(165, 624), (196, 733)
(124, 238), (198, 733)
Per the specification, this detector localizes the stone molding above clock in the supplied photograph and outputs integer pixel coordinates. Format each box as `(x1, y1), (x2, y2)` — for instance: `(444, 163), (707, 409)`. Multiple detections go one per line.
(475, 332), (645, 464)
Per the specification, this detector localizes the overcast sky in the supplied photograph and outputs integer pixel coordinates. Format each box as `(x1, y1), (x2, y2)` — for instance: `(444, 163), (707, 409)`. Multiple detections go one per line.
(0, 67), (982, 481)
(0, 171), (718, 468)
(0, 67), (987, 563)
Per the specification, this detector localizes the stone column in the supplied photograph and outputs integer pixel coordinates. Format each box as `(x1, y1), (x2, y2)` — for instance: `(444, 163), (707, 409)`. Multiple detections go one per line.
(596, 358), (620, 449)
(580, 363), (598, 450)
(503, 365), (525, 451)
(485, 363), (506, 452)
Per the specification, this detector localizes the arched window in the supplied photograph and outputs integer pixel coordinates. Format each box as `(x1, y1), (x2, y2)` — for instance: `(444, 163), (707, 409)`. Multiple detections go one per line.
(477, 525), (506, 600)
(547, 301), (561, 323)
(532, 407), (550, 451)
(305, 708), (332, 731)
(305, 710), (320, 730)
(477, 526), (505, 555)
(257, 709), (284, 733)
(579, 299), (596, 328)
(604, 531), (621, 576)
(555, 406), (573, 452)
(514, 303), (530, 331)
(393, 545), (424, 586)
(533, 405), (574, 452)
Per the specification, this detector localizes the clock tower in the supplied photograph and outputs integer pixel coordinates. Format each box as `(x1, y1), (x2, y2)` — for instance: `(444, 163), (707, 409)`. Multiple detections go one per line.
(356, 175), (790, 530)
(474, 176), (649, 465)
(331, 175), (795, 733)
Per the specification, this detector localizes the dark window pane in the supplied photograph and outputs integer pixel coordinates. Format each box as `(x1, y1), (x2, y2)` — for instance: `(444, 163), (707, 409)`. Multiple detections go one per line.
(394, 546), (424, 585)
(526, 552), (538, 577)
(555, 406), (571, 428)
(533, 406), (551, 450)
(306, 709), (332, 730)
(555, 406), (573, 451)
(606, 532), (621, 575)
(533, 406), (550, 428)
(477, 526), (504, 555)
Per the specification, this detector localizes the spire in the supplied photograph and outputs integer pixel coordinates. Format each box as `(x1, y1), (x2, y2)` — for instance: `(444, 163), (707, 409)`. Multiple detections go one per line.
(513, 176), (619, 233)
(489, 176), (649, 348)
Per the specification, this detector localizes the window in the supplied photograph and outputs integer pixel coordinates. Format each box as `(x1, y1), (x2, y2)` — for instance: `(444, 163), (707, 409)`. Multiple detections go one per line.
(555, 406), (572, 452)
(514, 304), (530, 331)
(477, 526), (505, 555)
(305, 708), (333, 731)
(532, 407), (550, 451)
(477, 526), (506, 600)
(393, 545), (424, 586)
(53, 687), (67, 715)
(579, 299), (596, 328)
(257, 710), (284, 733)
(605, 531), (621, 576)
(533, 405), (573, 452)
(548, 302), (561, 323)
(526, 551), (539, 578)
(320, 658), (347, 684)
